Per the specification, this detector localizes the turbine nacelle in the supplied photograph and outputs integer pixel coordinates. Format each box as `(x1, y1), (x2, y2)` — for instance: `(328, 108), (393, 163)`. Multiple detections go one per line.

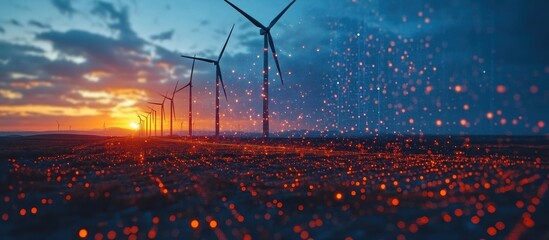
(260, 28), (268, 35)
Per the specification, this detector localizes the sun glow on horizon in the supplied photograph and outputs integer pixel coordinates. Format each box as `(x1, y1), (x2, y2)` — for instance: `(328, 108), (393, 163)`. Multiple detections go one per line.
(130, 122), (139, 130)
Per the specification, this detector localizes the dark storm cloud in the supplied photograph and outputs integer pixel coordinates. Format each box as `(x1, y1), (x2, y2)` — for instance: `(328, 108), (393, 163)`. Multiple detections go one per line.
(51, 0), (76, 16)
(28, 20), (51, 29)
(150, 29), (174, 41)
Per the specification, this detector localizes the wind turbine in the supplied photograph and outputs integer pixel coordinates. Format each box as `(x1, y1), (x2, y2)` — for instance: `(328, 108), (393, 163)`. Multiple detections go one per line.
(175, 58), (196, 137)
(181, 24), (234, 137)
(136, 113), (143, 137)
(224, 0), (296, 138)
(140, 112), (150, 137)
(161, 81), (179, 137)
(148, 92), (168, 137)
(147, 106), (157, 136)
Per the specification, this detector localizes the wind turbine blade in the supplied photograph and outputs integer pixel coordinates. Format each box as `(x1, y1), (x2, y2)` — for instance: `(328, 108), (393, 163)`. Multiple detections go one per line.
(181, 55), (216, 64)
(176, 83), (191, 92)
(217, 65), (228, 101)
(268, 33), (284, 85)
(218, 24), (235, 61)
(172, 80), (179, 97)
(190, 57), (195, 85)
(172, 102), (176, 121)
(160, 93), (172, 100)
(268, 0), (296, 29)
(224, 0), (266, 29)
(161, 91), (168, 104)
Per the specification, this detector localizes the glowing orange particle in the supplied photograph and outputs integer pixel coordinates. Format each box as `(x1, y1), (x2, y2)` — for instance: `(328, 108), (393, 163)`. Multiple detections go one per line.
(454, 85), (462, 93)
(487, 205), (496, 214)
(31, 207), (37, 214)
(209, 220), (218, 228)
(436, 120), (442, 127)
(471, 216), (480, 224)
(496, 85), (506, 93)
(107, 231), (116, 239)
(335, 193), (343, 200)
(487, 227), (497, 236)
(190, 219), (199, 228)
(152, 217), (159, 224)
(495, 221), (505, 230)
(147, 229), (156, 239)
(243, 234), (252, 240)
(538, 121), (545, 128)
(454, 209), (463, 217)
(391, 198), (400, 206)
(79, 229), (88, 238)
(300, 231), (309, 239)
(486, 112), (494, 119)
(439, 189), (447, 197)
(19, 209), (26, 216)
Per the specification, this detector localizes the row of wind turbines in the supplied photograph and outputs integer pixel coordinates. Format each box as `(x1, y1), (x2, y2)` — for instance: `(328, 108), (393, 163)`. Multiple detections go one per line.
(137, 0), (297, 138)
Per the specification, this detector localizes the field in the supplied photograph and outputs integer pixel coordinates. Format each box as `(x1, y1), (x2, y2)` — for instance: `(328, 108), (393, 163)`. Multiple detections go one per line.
(1, 135), (548, 239)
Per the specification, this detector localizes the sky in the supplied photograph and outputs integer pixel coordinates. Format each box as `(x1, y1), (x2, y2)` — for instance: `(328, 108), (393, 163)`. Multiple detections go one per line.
(0, 0), (547, 135)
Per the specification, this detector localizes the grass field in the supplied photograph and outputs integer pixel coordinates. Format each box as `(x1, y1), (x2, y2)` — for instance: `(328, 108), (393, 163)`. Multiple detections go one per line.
(1, 135), (548, 239)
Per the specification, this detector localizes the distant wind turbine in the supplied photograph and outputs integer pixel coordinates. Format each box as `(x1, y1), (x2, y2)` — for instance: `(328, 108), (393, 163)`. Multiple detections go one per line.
(181, 24), (234, 137)
(140, 112), (150, 137)
(148, 91), (168, 137)
(147, 106), (157, 136)
(161, 81), (179, 137)
(136, 113), (144, 136)
(225, 0), (296, 138)
(175, 58), (196, 137)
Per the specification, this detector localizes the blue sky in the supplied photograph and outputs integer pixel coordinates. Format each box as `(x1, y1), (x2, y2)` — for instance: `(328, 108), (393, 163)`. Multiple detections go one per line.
(0, 0), (548, 135)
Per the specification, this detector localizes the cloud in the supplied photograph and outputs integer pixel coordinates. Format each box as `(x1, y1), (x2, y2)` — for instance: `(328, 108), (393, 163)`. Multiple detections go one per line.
(0, 89), (23, 100)
(10, 19), (22, 26)
(0, 105), (100, 117)
(28, 20), (51, 29)
(51, 0), (76, 16)
(150, 29), (174, 41)
(0, 26), (4, 34)
(91, 1), (138, 41)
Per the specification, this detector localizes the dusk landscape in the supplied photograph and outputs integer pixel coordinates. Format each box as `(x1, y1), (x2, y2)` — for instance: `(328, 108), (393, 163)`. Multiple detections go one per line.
(0, 0), (548, 239)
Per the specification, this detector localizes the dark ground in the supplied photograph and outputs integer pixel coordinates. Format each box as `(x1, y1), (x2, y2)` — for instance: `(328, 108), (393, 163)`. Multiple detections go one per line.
(0, 134), (548, 240)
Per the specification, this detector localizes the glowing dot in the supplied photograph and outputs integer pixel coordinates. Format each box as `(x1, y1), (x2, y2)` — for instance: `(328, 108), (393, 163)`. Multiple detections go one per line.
(496, 85), (506, 93)
(107, 231), (116, 239)
(79, 229), (88, 238)
(31, 207), (37, 214)
(487, 227), (497, 236)
(460, 119), (467, 126)
(209, 220), (217, 228)
(391, 198), (400, 206)
(19, 209), (26, 216)
(335, 193), (343, 200)
(440, 189), (447, 197)
(538, 121), (545, 128)
(486, 112), (494, 119)
(454, 85), (462, 93)
(530, 85), (539, 94)
(463, 104), (469, 110)
(471, 216), (480, 224)
(436, 120), (442, 127)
